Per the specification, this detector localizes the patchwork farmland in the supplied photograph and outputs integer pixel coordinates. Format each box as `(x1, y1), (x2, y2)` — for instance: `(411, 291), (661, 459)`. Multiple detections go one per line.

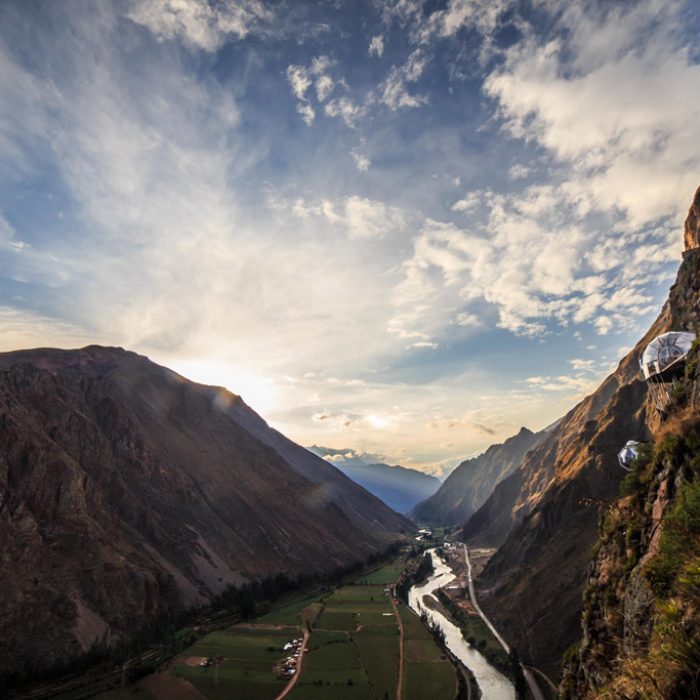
(96, 557), (459, 700)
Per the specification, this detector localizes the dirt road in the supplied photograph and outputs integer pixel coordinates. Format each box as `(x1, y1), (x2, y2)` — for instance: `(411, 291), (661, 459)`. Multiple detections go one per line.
(274, 628), (310, 700)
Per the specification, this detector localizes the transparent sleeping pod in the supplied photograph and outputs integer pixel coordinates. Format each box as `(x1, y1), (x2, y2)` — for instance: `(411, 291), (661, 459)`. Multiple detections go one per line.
(617, 440), (642, 471)
(640, 331), (696, 412)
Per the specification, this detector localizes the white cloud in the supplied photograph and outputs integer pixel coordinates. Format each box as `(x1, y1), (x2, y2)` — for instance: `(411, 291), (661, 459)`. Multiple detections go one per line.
(417, 0), (509, 42)
(406, 340), (438, 349)
(287, 56), (339, 124)
(569, 358), (595, 371)
(380, 49), (428, 110)
(390, 174), (678, 341)
(324, 96), (365, 127)
(289, 195), (405, 239)
(315, 75), (334, 102)
(287, 64), (316, 124)
(310, 55), (334, 75)
(595, 316), (614, 335)
(451, 191), (481, 213)
(351, 149), (371, 172)
(344, 197), (406, 239)
(508, 164), (530, 180)
(0, 306), (91, 350)
(127, 0), (273, 51)
(369, 35), (385, 57)
(287, 65), (312, 100)
(297, 102), (315, 125)
(0, 213), (28, 251)
(485, 0), (700, 231)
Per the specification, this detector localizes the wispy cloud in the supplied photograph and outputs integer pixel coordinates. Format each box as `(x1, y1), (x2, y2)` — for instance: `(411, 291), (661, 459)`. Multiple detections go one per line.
(127, 0), (274, 51)
(0, 0), (696, 470)
(368, 35), (384, 57)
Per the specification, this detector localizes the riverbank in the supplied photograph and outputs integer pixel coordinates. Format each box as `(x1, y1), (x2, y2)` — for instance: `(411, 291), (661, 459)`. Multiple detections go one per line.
(408, 548), (515, 700)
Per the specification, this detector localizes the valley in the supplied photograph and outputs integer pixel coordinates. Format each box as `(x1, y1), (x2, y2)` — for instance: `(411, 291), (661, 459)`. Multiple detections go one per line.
(89, 550), (459, 700)
(5, 200), (700, 699)
(9, 539), (546, 700)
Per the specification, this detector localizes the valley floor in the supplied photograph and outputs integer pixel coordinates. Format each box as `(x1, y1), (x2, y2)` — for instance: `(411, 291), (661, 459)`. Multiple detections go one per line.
(94, 556), (457, 700)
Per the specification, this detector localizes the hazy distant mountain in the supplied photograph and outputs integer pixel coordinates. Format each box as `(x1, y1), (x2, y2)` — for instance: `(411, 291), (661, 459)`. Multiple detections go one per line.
(0, 346), (410, 678)
(409, 427), (546, 526)
(309, 446), (440, 513)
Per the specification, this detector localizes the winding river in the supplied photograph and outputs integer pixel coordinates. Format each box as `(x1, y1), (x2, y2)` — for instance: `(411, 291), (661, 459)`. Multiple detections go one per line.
(407, 549), (515, 700)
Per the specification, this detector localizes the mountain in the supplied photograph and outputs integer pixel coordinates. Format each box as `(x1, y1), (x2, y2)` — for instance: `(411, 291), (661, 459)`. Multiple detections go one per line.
(559, 195), (700, 698)
(0, 346), (411, 678)
(461, 187), (700, 682)
(410, 427), (545, 526)
(334, 462), (440, 514)
(308, 446), (441, 513)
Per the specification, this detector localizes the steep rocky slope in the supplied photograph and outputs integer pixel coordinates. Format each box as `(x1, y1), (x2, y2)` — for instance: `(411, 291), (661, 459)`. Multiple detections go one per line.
(560, 274), (700, 693)
(560, 411), (700, 698)
(411, 427), (544, 527)
(463, 187), (700, 681)
(462, 372), (646, 550)
(0, 347), (411, 678)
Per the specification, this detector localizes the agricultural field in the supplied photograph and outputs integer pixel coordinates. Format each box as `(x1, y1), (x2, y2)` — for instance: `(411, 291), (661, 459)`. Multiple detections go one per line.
(169, 627), (293, 700)
(398, 604), (458, 700)
(256, 593), (325, 627)
(95, 556), (456, 700)
(354, 559), (405, 585)
(290, 583), (400, 700)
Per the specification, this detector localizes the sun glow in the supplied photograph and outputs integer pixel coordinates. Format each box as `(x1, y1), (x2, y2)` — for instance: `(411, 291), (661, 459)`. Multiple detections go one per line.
(168, 358), (280, 417)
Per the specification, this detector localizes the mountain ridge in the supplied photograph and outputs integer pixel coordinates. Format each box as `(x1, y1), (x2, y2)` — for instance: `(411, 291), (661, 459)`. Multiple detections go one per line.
(0, 346), (411, 678)
(461, 187), (700, 681)
(410, 426), (545, 527)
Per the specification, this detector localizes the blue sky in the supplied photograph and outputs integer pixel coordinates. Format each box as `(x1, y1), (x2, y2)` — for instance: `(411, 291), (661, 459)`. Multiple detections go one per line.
(1, 0), (699, 474)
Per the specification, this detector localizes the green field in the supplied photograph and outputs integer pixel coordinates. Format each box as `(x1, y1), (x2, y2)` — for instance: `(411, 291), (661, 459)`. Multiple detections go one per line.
(353, 624), (400, 699)
(102, 556), (457, 700)
(256, 593), (325, 627)
(290, 583), (400, 700)
(169, 627), (293, 700)
(398, 605), (458, 700)
(404, 661), (458, 699)
(354, 559), (405, 585)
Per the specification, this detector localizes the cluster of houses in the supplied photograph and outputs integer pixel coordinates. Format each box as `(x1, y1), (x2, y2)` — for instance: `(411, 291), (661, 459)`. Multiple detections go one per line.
(414, 528), (432, 542)
(277, 636), (304, 678)
(197, 655), (223, 668)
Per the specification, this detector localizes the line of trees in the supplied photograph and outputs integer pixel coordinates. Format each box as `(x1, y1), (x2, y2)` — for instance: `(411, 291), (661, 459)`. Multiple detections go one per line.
(1, 541), (403, 696)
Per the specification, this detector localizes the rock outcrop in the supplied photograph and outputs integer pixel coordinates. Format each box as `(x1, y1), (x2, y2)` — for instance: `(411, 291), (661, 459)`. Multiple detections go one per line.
(0, 347), (411, 678)
(683, 184), (700, 250)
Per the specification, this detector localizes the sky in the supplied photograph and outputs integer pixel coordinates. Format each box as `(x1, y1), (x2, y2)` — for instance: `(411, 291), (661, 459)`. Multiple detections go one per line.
(1, 0), (699, 476)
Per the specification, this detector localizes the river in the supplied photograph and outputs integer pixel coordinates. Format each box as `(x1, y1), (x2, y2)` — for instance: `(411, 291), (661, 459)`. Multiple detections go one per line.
(407, 549), (515, 700)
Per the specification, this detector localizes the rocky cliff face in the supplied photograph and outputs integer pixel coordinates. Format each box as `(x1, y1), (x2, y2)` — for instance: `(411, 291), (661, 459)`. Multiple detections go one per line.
(462, 188), (700, 682)
(0, 347), (411, 678)
(560, 414), (700, 698)
(411, 427), (544, 527)
(560, 242), (700, 694)
(683, 184), (700, 250)
(463, 371), (643, 550)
